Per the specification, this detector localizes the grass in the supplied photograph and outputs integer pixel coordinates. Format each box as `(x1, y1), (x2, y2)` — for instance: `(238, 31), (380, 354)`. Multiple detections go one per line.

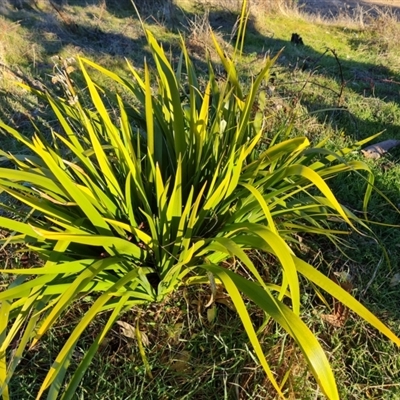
(1, 0), (400, 398)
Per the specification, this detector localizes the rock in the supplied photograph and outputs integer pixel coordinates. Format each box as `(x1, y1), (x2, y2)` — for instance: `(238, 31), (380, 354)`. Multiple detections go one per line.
(361, 139), (400, 159)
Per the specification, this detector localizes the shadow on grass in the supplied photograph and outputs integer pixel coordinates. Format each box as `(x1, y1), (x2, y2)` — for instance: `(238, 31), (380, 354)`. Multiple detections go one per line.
(1, 1), (150, 60)
(226, 28), (400, 141)
(0, 0), (250, 127)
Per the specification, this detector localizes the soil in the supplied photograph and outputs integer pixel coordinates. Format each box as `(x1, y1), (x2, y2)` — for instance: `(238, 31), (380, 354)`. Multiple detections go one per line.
(298, 0), (400, 17)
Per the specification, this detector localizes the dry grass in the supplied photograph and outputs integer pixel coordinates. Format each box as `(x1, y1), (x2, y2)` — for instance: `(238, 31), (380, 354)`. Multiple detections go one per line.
(187, 0), (296, 14)
(276, 0), (400, 35)
(362, 7), (400, 52)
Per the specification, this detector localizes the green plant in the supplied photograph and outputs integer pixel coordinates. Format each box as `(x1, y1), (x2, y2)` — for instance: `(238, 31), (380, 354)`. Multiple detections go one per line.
(0, 2), (399, 399)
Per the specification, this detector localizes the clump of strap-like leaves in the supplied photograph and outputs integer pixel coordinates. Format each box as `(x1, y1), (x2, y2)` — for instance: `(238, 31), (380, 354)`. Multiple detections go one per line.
(0, 2), (399, 399)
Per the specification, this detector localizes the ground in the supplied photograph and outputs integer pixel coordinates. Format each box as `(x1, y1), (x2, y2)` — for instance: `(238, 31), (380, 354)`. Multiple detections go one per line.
(300, 0), (400, 16)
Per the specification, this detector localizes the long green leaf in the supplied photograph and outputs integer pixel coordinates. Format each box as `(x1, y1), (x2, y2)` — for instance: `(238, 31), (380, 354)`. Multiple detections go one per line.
(295, 256), (400, 346)
(204, 265), (339, 400)
(31, 135), (112, 235)
(203, 265), (284, 397)
(58, 295), (131, 400)
(37, 269), (143, 396)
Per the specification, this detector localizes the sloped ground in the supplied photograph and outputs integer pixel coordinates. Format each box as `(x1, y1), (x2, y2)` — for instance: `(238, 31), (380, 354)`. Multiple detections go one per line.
(299, 0), (400, 17)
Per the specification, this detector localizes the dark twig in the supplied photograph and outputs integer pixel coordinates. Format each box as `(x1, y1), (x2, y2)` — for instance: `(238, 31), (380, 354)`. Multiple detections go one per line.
(328, 47), (346, 106)
(280, 78), (346, 96)
(290, 48), (339, 111)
